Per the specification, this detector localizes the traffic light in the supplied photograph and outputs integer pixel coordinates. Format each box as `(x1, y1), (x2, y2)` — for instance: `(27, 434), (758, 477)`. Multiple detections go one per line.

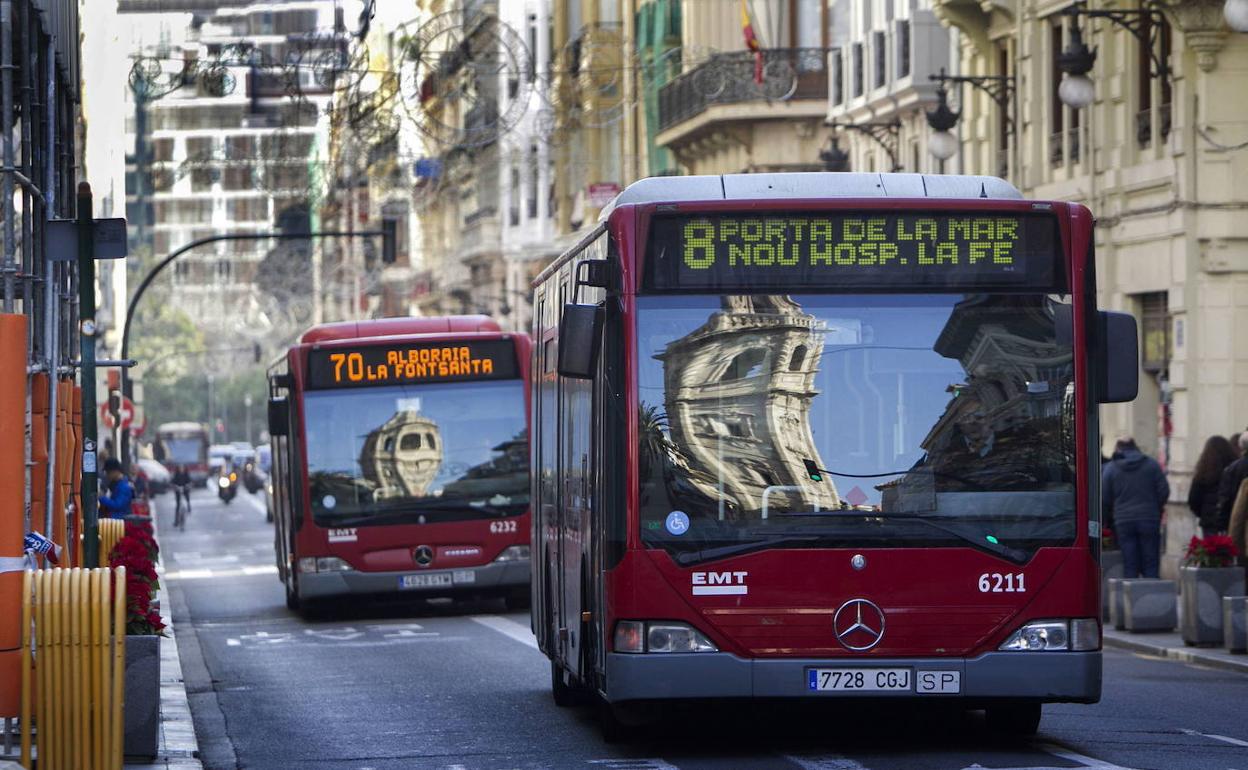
(381, 218), (397, 265)
(803, 459), (823, 483)
(253, 343), (262, 364)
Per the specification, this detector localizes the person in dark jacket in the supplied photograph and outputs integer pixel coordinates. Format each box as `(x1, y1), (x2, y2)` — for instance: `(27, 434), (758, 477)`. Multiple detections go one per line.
(1217, 433), (1248, 532)
(1188, 435), (1238, 536)
(98, 458), (134, 519)
(1102, 437), (1169, 578)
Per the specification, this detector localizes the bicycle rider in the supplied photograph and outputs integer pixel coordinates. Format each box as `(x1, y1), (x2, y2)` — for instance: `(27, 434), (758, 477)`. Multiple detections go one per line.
(172, 463), (193, 530)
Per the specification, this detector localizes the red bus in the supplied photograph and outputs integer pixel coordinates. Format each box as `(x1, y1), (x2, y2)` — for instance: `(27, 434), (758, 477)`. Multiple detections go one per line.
(531, 173), (1138, 737)
(155, 421), (211, 486)
(267, 316), (532, 613)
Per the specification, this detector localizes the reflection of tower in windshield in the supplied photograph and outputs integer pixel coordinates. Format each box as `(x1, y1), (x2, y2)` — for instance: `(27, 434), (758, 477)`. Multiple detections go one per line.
(656, 295), (840, 518)
(441, 429), (530, 500)
(358, 411), (444, 499)
(906, 295), (1072, 496)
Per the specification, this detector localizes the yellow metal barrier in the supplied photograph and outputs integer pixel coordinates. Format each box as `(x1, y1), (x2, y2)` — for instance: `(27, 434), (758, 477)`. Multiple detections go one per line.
(98, 518), (125, 566)
(19, 566), (126, 770)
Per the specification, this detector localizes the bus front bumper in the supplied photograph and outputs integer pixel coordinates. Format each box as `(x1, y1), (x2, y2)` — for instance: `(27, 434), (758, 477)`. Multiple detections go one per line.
(298, 560), (530, 600)
(603, 651), (1100, 704)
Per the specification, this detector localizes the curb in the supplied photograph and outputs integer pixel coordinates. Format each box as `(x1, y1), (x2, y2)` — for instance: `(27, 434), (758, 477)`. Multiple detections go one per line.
(1103, 631), (1248, 676)
(123, 499), (204, 769)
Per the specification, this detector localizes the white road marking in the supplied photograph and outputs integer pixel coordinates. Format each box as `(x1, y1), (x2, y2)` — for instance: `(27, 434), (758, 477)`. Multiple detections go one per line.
(783, 754), (870, 770)
(470, 614), (540, 650)
(1181, 728), (1248, 748)
(1037, 743), (1140, 769)
(166, 565), (276, 580)
(226, 639), (240, 647)
(587, 761), (679, 769)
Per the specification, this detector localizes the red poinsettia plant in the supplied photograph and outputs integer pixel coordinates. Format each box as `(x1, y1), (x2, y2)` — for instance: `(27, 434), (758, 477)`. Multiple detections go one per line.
(1183, 534), (1240, 568)
(109, 522), (166, 636)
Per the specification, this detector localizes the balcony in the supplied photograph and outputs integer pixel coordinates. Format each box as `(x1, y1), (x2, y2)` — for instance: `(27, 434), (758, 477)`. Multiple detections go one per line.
(657, 48), (828, 133)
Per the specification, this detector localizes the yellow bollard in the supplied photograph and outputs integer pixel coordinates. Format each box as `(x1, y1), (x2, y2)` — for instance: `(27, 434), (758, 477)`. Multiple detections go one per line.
(112, 565), (126, 770)
(19, 570), (32, 768)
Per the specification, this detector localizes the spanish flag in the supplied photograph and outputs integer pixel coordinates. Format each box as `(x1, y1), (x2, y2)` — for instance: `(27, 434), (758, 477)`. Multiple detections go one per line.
(740, 0), (764, 84)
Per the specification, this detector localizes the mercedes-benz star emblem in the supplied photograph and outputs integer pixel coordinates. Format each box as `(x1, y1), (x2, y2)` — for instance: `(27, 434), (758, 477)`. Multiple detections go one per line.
(413, 545), (434, 567)
(833, 598), (886, 651)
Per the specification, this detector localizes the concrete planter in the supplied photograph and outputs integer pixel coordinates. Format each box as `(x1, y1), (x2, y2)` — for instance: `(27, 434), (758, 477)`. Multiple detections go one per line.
(1101, 552), (1124, 623)
(1107, 577), (1126, 631)
(1179, 566), (1245, 646)
(1121, 579), (1177, 633)
(1224, 596), (1248, 653)
(124, 634), (161, 759)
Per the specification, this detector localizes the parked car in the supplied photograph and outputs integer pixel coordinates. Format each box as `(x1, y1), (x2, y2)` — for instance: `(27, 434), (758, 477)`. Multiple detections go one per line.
(136, 458), (171, 495)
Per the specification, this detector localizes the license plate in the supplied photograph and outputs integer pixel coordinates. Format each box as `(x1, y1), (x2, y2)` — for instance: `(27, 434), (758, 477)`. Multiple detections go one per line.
(399, 573), (453, 589)
(808, 668), (912, 692)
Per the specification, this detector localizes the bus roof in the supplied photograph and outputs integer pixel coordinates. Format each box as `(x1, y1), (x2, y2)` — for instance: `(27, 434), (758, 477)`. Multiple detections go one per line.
(601, 172), (1023, 219)
(299, 315), (501, 345)
(156, 421), (206, 434)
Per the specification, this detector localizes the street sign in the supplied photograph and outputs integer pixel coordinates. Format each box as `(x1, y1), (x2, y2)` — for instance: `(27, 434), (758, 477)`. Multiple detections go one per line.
(47, 218), (129, 260)
(100, 396), (135, 429)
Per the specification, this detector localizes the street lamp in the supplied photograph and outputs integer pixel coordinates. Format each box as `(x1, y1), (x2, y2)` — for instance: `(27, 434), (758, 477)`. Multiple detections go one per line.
(819, 135), (850, 172)
(1056, 12), (1098, 110)
(1227, 0), (1248, 33)
(925, 86), (960, 163)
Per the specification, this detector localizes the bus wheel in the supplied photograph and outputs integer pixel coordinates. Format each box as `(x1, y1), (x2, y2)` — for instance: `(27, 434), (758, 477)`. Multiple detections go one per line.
(986, 703), (1042, 736)
(551, 660), (584, 708)
(284, 570), (300, 612)
(597, 700), (642, 744)
(503, 588), (530, 612)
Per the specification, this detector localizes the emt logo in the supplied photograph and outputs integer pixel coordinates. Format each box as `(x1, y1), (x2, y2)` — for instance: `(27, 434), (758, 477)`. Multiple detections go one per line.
(691, 571), (748, 596)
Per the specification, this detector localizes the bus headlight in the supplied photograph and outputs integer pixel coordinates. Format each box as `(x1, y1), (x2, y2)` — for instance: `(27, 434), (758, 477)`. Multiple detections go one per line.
(493, 545), (530, 562)
(999, 620), (1070, 651)
(613, 621), (718, 654)
(297, 557), (353, 573)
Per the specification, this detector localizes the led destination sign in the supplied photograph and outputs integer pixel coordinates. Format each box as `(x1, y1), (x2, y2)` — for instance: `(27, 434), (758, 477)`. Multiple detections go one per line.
(306, 339), (518, 389)
(645, 212), (1060, 291)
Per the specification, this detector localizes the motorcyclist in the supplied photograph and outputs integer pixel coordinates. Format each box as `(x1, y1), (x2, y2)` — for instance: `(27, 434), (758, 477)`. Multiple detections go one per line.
(99, 458), (134, 519)
(172, 464), (192, 530)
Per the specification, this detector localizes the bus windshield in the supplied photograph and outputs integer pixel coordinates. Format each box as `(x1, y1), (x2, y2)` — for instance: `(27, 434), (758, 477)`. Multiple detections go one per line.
(303, 380), (529, 527)
(161, 437), (204, 465)
(636, 293), (1077, 564)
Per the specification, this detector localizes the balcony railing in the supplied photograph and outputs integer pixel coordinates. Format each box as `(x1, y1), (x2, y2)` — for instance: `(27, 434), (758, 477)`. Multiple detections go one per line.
(1136, 103), (1172, 148)
(657, 48), (828, 133)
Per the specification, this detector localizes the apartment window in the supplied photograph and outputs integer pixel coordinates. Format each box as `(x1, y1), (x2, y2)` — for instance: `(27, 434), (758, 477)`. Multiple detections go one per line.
(852, 43), (864, 97)
(509, 165), (521, 226)
(527, 144), (539, 219)
(151, 138), (174, 163)
(191, 166), (216, 193)
(896, 20), (911, 79)
(1139, 292), (1170, 373)
(216, 259), (233, 283)
(1136, 6), (1173, 147)
(873, 31), (887, 88)
(831, 50), (844, 105)
(527, 13), (538, 83)
(1050, 21), (1065, 167)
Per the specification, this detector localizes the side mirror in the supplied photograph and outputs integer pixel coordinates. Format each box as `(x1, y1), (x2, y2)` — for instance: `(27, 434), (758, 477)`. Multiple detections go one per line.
(1098, 311), (1139, 404)
(557, 304), (603, 379)
(268, 397), (290, 437)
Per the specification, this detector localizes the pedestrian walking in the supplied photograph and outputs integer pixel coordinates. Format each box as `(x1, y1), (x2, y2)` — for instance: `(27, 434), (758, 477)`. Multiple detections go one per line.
(172, 463), (192, 530)
(1187, 435), (1238, 536)
(1102, 437), (1170, 579)
(1220, 434), (1248, 554)
(98, 457), (135, 519)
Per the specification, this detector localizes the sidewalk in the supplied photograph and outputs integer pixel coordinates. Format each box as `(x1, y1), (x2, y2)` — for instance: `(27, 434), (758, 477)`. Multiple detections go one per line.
(125, 510), (203, 769)
(1104, 627), (1248, 676)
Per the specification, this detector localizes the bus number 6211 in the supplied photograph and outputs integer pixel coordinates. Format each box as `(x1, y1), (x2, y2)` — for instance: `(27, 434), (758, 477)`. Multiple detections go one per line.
(978, 573), (1026, 593)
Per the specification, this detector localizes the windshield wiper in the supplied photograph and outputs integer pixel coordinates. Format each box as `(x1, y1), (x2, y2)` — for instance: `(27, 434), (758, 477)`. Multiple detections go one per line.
(322, 498), (524, 527)
(768, 510), (1029, 563)
(672, 535), (821, 566)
